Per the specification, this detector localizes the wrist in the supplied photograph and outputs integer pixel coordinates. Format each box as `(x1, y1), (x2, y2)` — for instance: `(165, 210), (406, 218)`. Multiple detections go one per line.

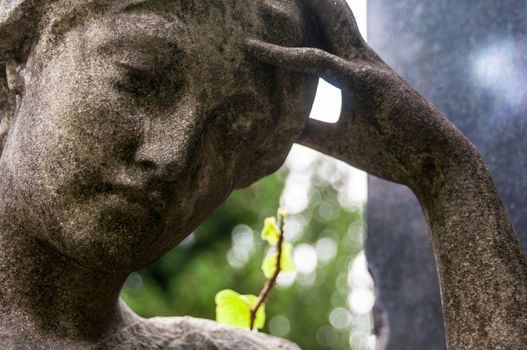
(413, 140), (527, 349)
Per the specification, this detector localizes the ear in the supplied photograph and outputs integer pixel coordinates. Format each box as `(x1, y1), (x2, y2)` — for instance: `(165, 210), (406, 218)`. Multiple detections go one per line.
(0, 63), (17, 156)
(0, 0), (39, 60)
(5, 61), (25, 95)
(0, 0), (36, 156)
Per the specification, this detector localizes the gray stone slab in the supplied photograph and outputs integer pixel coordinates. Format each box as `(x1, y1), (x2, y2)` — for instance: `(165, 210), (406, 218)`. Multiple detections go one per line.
(367, 1), (527, 349)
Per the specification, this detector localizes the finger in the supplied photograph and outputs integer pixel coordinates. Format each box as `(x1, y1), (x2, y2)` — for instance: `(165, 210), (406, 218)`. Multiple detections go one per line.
(304, 0), (366, 59)
(299, 118), (376, 175)
(299, 117), (402, 184)
(298, 92), (353, 156)
(245, 39), (360, 89)
(298, 119), (340, 154)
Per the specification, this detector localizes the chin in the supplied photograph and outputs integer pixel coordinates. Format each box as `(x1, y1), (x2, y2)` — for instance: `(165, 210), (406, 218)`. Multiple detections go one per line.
(50, 198), (170, 273)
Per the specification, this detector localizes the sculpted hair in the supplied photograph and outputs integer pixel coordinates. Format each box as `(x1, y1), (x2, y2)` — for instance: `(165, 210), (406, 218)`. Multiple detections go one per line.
(0, 0), (43, 62)
(0, 0), (318, 60)
(0, 0), (43, 155)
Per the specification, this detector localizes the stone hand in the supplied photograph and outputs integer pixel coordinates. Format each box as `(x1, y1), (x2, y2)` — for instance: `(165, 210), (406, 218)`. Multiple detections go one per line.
(247, 0), (475, 195)
(248, 3), (527, 348)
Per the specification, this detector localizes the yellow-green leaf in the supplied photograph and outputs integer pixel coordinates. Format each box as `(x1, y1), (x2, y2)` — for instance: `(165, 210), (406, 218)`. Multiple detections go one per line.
(215, 289), (266, 330)
(215, 289), (249, 329)
(261, 243), (296, 278)
(261, 217), (279, 245)
(261, 254), (276, 279)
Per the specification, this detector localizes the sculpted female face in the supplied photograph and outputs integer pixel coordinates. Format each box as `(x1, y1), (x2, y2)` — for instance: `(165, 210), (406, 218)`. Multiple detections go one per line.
(0, 0), (318, 272)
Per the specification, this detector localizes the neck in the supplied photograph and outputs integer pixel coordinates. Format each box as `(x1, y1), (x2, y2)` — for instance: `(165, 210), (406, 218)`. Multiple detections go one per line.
(0, 202), (131, 347)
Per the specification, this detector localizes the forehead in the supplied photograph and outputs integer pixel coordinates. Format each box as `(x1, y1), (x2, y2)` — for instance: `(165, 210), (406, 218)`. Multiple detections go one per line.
(41, 0), (307, 46)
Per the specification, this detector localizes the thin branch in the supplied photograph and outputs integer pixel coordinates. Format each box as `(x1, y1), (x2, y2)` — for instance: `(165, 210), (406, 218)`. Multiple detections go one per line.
(249, 212), (286, 330)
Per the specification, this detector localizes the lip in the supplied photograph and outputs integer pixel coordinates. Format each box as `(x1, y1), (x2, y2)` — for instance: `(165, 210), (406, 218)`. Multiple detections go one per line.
(103, 183), (166, 213)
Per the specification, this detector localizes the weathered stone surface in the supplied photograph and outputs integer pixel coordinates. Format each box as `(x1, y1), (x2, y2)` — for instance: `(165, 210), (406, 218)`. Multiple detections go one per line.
(1, 301), (299, 349)
(0, 0), (317, 348)
(366, 1), (527, 348)
(104, 315), (300, 350)
(251, 1), (526, 348)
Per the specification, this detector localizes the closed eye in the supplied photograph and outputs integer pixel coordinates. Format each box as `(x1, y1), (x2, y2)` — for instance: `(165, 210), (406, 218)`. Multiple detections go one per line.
(96, 35), (184, 70)
(95, 35), (187, 111)
(113, 63), (186, 111)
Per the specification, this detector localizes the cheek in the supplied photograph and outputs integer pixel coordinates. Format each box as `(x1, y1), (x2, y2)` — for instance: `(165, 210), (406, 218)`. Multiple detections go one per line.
(231, 71), (319, 188)
(11, 81), (142, 207)
(191, 44), (318, 189)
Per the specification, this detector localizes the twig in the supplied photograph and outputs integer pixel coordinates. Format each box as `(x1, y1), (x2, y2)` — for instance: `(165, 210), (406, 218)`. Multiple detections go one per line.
(249, 212), (286, 330)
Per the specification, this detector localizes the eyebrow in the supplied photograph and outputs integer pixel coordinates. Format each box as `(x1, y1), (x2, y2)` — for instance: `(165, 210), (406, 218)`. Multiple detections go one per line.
(47, 0), (182, 41)
(114, 0), (173, 14)
(94, 34), (185, 71)
(48, 1), (111, 40)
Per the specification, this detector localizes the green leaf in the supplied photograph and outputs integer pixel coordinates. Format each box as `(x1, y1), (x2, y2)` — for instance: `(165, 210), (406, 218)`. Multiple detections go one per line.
(261, 217), (279, 245)
(261, 243), (296, 279)
(215, 289), (265, 330)
(261, 254), (276, 279)
(215, 289), (248, 329)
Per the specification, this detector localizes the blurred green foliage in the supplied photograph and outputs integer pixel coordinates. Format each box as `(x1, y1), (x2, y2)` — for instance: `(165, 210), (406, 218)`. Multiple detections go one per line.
(121, 159), (369, 349)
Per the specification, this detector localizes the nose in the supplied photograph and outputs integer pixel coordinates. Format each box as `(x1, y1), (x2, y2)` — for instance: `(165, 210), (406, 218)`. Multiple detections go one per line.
(134, 94), (203, 179)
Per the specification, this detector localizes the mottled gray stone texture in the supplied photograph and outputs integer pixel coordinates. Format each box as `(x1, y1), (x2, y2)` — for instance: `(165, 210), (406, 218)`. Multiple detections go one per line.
(0, 0), (316, 348)
(366, 1), (527, 349)
(0, 0), (526, 349)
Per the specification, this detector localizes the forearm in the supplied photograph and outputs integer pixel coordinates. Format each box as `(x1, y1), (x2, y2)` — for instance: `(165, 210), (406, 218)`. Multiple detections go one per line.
(247, 4), (527, 347)
(416, 151), (527, 350)
(301, 64), (474, 191)
(334, 74), (527, 347)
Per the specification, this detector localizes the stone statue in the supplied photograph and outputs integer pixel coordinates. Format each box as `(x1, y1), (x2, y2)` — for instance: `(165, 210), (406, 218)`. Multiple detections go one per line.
(0, 0), (525, 349)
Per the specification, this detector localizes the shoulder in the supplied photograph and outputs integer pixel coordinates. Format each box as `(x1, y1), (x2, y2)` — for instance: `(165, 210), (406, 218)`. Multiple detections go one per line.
(101, 315), (301, 350)
(151, 316), (301, 350)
